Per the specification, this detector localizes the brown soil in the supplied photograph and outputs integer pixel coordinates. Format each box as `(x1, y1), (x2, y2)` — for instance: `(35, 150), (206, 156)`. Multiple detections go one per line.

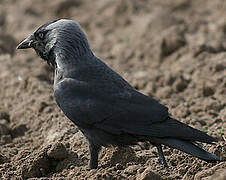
(0, 0), (225, 179)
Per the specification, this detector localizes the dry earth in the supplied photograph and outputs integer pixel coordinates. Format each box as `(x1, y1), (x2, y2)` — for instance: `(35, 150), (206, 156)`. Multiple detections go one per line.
(0, 0), (225, 179)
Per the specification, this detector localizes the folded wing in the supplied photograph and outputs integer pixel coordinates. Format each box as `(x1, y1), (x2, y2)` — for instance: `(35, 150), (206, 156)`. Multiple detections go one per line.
(55, 78), (216, 144)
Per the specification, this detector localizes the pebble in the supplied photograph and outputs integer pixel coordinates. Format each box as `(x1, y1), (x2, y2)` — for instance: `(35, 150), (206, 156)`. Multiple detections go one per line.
(47, 142), (68, 160)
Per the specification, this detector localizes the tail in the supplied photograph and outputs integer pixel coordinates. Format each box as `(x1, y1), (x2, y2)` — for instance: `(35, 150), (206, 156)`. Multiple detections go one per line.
(156, 138), (220, 162)
(151, 117), (218, 144)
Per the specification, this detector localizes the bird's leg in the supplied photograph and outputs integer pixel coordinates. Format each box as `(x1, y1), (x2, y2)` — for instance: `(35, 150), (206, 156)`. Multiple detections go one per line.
(156, 145), (168, 168)
(88, 142), (101, 169)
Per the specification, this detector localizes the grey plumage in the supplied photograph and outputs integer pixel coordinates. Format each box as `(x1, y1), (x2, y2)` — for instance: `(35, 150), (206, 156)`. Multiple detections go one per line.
(17, 19), (220, 169)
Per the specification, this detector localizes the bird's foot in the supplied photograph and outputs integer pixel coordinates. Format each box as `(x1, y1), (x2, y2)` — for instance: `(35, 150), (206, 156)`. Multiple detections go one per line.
(88, 161), (98, 170)
(156, 145), (168, 168)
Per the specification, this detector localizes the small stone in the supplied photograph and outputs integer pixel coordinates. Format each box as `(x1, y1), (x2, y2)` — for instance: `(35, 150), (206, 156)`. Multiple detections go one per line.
(203, 86), (215, 97)
(0, 119), (8, 125)
(47, 142), (68, 160)
(0, 110), (10, 121)
(137, 167), (162, 180)
(0, 124), (10, 136)
(10, 124), (28, 138)
(21, 152), (50, 179)
(124, 165), (139, 175)
(161, 29), (186, 58)
(173, 79), (188, 92)
(215, 63), (225, 72)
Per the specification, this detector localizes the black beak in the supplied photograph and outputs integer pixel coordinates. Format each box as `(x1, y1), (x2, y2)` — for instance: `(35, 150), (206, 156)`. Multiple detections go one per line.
(16, 35), (34, 49)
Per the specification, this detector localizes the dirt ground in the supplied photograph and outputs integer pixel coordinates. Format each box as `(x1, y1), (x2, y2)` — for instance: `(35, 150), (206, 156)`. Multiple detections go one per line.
(0, 0), (225, 179)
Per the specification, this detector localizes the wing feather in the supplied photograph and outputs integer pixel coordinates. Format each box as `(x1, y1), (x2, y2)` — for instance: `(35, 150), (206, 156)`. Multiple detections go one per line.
(54, 78), (216, 143)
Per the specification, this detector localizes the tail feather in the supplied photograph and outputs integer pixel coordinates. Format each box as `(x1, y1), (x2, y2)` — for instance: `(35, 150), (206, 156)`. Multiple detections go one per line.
(157, 118), (218, 144)
(156, 138), (220, 162)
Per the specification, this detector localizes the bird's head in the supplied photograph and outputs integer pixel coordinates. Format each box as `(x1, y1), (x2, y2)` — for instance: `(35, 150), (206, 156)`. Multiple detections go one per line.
(17, 19), (91, 67)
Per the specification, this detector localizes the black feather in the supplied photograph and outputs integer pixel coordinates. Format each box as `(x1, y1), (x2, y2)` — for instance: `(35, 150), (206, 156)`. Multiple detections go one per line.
(18, 19), (220, 169)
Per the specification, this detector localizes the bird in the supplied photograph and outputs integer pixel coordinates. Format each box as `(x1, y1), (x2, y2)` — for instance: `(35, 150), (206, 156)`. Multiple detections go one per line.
(17, 19), (220, 169)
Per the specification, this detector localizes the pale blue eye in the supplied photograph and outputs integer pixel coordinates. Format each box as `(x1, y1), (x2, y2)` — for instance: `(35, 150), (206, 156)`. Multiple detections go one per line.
(38, 32), (44, 39)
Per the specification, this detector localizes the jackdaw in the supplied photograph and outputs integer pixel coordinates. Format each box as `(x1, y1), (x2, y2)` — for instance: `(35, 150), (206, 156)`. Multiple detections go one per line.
(17, 19), (220, 169)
